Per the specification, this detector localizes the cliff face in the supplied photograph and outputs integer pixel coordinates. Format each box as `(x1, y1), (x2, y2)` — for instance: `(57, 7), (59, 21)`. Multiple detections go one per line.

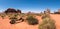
(4, 8), (21, 13)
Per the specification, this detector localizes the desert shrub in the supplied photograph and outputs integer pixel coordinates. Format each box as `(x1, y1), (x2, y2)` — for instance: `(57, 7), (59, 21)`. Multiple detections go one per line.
(9, 16), (24, 24)
(9, 17), (18, 24)
(26, 15), (38, 25)
(9, 17), (18, 21)
(10, 19), (16, 24)
(7, 13), (18, 18)
(39, 14), (56, 29)
(19, 17), (24, 22)
(1, 15), (4, 18)
(9, 13), (19, 19)
(1, 14), (6, 19)
(12, 14), (18, 18)
(42, 14), (50, 19)
(39, 18), (56, 29)
(35, 13), (43, 16)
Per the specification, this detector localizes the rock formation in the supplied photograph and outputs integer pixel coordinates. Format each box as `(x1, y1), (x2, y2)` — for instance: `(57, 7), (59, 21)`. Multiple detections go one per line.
(54, 9), (60, 14)
(4, 8), (21, 14)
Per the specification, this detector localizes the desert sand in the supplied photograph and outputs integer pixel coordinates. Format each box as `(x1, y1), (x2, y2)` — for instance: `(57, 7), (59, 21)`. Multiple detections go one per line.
(50, 14), (60, 29)
(0, 14), (60, 29)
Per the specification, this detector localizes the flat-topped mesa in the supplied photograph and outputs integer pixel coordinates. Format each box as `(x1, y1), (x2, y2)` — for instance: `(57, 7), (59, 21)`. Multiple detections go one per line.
(4, 8), (21, 14)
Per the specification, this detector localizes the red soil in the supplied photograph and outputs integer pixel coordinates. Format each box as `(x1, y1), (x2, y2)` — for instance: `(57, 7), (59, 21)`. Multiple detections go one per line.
(0, 14), (60, 29)
(50, 14), (60, 29)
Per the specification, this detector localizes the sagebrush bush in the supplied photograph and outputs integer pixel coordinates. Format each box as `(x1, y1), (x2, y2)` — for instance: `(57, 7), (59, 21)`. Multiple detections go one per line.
(39, 19), (56, 29)
(39, 14), (56, 29)
(26, 15), (38, 25)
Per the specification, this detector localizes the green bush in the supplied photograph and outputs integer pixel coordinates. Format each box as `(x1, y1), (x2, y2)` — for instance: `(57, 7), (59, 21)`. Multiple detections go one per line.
(26, 15), (38, 25)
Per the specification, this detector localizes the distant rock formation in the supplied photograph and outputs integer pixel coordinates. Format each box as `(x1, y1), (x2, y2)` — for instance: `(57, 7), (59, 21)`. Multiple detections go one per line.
(44, 8), (50, 14)
(4, 8), (21, 13)
(17, 9), (21, 13)
(54, 12), (60, 14)
(58, 9), (60, 12)
(54, 9), (60, 14)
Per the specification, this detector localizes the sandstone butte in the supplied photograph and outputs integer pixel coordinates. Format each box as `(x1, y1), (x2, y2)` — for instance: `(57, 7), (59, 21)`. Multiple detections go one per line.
(0, 14), (60, 29)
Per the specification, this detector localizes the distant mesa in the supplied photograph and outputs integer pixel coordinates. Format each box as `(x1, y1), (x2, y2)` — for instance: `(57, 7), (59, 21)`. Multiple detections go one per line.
(4, 8), (21, 13)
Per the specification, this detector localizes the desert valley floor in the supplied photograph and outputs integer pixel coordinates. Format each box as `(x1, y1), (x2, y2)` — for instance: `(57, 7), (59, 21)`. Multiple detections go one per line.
(0, 14), (60, 29)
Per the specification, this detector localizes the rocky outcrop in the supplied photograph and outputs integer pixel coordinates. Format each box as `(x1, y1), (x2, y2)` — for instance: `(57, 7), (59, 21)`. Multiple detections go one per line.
(17, 9), (21, 13)
(4, 8), (21, 13)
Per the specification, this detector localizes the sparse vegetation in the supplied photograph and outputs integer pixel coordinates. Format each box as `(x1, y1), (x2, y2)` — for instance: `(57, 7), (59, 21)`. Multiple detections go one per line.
(0, 8), (58, 29)
(42, 14), (50, 19)
(9, 14), (25, 24)
(19, 17), (24, 22)
(9, 17), (19, 24)
(9, 17), (18, 21)
(0, 13), (6, 19)
(26, 15), (38, 25)
(39, 14), (56, 29)
(8, 13), (19, 19)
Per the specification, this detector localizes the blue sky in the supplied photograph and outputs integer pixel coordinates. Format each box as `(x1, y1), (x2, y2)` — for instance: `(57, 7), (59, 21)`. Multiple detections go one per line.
(0, 0), (60, 13)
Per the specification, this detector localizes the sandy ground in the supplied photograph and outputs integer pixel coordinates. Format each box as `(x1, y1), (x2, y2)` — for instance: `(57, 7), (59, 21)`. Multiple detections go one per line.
(0, 14), (60, 29)
(0, 15), (41, 29)
(50, 14), (60, 29)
